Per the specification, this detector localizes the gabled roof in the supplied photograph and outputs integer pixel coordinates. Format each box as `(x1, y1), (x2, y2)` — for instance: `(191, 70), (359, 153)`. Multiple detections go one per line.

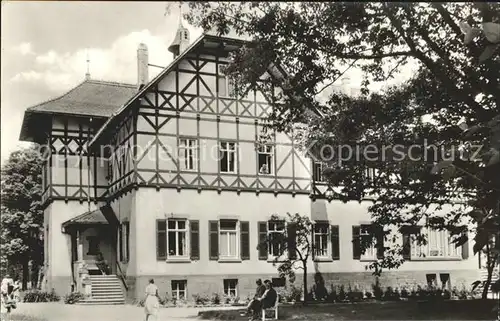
(26, 79), (136, 117)
(61, 208), (108, 230)
(88, 32), (322, 147)
(89, 33), (247, 147)
(19, 79), (137, 142)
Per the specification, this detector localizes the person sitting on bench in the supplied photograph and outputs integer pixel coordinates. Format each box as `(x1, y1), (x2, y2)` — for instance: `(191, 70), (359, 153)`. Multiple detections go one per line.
(250, 280), (277, 320)
(246, 279), (266, 316)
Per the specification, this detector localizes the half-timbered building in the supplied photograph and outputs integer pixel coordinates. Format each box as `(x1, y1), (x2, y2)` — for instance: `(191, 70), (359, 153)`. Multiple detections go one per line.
(19, 22), (482, 303)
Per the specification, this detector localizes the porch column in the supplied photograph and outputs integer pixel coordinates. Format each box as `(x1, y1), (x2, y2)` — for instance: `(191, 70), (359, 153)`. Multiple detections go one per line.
(77, 229), (83, 262)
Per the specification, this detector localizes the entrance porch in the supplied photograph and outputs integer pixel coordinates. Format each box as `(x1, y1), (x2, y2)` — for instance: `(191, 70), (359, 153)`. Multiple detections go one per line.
(62, 209), (118, 289)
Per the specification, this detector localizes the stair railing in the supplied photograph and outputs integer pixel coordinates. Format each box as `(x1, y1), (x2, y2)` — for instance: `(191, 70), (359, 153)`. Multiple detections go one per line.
(116, 261), (128, 291)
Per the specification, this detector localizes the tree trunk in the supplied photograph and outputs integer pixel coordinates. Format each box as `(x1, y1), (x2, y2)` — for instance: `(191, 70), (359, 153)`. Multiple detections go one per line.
(482, 257), (495, 299)
(302, 262), (308, 305)
(22, 259), (29, 290)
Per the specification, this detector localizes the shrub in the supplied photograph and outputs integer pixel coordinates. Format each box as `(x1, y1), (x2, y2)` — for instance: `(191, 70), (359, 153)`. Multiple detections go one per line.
(193, 293), (210, 305)
(211, 292), (221, 305)
(23, 289), (60, 303)
(364, 291), (373, 299)
(337, 285), (347, 302)
(400, 287), (409, 298)
(287, 285), (302, 302)
(372, 280), (383, 300)
(63, 292), (85, 304)
(327, 285), (338, 303)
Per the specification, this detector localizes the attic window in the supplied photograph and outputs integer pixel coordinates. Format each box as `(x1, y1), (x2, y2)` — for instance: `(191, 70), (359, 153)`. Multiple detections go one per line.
(184, 31), (188, 40)
(218, 65), (236, 98)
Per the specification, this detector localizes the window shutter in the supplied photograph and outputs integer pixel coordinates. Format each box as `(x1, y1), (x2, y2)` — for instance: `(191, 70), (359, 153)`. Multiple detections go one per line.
(331, 225), (340, 260)
(461, 230), (469, 259)
(240, 221), (250, 260)
(190, 220), (200, 260)
(209, 220), (219, 260)
(125, 222), (130, 261)
(119, 224), (123, 261)
(402, 231), (411, 260)
(157, 220), (167, 260)
(376, 226), (385, 259)
(287, 223), (297, 260)
(352, 225), (361, 260)
(258, 222), (268, 260)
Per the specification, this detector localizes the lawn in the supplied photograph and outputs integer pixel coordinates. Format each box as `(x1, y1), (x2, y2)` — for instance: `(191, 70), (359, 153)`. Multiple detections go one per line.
(198, 299), (499, 320)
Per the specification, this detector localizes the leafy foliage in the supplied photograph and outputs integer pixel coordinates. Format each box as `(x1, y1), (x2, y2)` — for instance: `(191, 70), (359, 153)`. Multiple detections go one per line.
(22, 289), (60, 303)
(1, 145), (44, 287)
(257, 213), (313, 303)
(63, 292), (85, 304)
(186, 2), (500, 299)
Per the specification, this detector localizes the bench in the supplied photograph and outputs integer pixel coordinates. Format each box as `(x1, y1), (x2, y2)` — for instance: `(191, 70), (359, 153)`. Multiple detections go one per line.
(261, 294), (279, 320)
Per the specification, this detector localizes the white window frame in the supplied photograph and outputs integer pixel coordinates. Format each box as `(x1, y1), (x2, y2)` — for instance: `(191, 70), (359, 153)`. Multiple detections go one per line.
(218, 65), (237, 98)
(411, 228), (461, 259)
(219, 220), (240, 260)
(223, 279), (238, 297)
(313, 223), (331, 258)
(179, 138), (198, 171)
(257, 145), (274, 175)
(268, 220), (286, 258)
(360, 225), (377, 261)
(171, 280), (187, 301)
(167, 219), (189, 259)
(219, 141), (237, 173)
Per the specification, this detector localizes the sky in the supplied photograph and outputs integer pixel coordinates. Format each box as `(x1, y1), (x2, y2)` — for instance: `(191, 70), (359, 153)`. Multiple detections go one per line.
(1, 1), (418, 165)
(1, 1), (204, 164)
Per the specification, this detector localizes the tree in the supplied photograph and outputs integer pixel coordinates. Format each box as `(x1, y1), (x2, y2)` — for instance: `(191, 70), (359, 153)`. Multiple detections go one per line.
(258, 213), (313, 304)
(1, 145), (44, 289)
(185, 2), (500, 298)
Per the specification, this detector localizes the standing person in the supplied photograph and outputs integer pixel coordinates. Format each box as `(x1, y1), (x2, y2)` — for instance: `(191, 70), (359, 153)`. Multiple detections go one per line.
(1, 279), (11, 321)
(246, 279), (266, 316)
(144, 279), (160, 321)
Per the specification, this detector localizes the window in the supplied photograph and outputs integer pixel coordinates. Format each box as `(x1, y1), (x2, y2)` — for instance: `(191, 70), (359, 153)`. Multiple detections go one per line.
(217, 65), (236, 97)
(120, 222), (130, 262)
(272, 277), (286, 288)
(219, 142), (237, 173)
(365, 167), (376, 180)
(184, 31), (188, 40)
(179, 138), (198, 171)
(360, 225), (377, 260)
(171, 280), (187, 300)
(87, 236), (99, 255)
(313, 162), (324, 182)
(219, 220), (239, 259)
(411, 228), (461, 258)
(268, 221), (286, 257)
(168, 220), (188, 257)
(223, 279), (238, 297)
(313, 223), (330, 258)
(258, 145), (274, 175)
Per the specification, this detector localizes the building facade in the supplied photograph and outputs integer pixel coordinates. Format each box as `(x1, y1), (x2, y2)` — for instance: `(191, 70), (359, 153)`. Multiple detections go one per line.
(19, 24), (481, 303)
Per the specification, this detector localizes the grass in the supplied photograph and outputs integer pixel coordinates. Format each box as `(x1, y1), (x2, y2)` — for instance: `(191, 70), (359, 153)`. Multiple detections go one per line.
(198, 299), (499, 320)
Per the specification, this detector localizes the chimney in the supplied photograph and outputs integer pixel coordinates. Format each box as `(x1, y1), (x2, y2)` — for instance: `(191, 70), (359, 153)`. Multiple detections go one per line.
(137, 43), (149, 90)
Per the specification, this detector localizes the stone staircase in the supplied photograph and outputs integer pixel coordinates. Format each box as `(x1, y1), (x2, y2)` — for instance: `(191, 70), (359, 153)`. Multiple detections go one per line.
(78, 275), (125, 305)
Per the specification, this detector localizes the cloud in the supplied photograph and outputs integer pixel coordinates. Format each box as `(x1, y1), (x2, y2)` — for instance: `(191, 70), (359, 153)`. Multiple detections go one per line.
(10, 24), (203, 93)
(11, 42), (35, 56)
(10, 70), (42, 82)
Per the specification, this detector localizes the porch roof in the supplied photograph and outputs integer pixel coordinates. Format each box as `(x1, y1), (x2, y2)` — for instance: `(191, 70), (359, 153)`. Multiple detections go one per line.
(62, 209), (108, 228)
